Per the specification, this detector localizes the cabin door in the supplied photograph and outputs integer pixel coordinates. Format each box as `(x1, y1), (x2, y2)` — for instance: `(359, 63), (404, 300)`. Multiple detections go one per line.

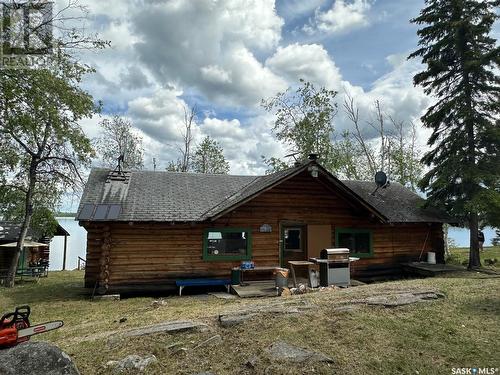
(281, 225), (307, 267)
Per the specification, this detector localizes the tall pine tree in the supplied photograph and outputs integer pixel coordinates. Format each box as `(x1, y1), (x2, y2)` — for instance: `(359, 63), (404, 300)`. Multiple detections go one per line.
(409, 0), (500, 268)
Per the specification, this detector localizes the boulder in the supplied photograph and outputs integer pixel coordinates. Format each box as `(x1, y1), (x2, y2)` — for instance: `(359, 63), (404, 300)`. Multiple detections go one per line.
(219, 313), (257, 327)
(108, 320), (208, 346)
(151, 299), (167, 308)
(0, 341), (80, 375)
(219, 302), (313, 327)
(106, 354), (157, 373)
(266, 341), (334, 364)
(244, 355), (259, 369)
(365, 291), (444, 307)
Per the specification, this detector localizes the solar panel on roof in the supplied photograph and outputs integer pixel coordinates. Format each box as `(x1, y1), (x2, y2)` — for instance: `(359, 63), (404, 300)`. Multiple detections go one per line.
(94, 204), (109, 220)
(79, 204), (95, 220)
(106, 204), (121, 219)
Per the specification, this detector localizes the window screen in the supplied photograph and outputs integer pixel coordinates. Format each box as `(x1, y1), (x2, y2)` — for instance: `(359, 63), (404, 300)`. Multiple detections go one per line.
(203, 229), (251, 261)
(284, 228), (302, 251)
(336, 229), (372, 256)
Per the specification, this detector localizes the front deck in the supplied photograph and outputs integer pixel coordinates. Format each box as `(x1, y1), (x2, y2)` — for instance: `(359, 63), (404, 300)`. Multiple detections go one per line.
(402, 262), (465, 277)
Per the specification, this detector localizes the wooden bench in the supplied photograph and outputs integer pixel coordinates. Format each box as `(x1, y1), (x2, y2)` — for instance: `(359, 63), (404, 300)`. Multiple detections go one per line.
(175, 278), (232, 296)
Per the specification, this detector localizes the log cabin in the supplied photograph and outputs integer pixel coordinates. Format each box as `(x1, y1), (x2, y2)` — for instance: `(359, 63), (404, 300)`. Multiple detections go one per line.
(77, 158), (450, 293)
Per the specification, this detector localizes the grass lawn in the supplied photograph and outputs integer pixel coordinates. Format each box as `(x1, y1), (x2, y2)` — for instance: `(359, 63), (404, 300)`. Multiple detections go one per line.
(1, 271), (499, 375)
(447, 246), (500, 268)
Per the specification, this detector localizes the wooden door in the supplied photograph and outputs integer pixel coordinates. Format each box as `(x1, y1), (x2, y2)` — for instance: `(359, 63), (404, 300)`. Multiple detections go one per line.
(281, 225), (306, 267)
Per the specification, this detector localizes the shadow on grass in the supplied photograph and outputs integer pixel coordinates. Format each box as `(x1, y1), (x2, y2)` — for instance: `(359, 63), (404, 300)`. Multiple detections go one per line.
(457, 294), (500, 318)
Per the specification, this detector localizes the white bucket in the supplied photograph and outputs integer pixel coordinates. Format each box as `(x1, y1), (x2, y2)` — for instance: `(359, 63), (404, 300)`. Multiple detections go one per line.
(427, 252), (436, 264)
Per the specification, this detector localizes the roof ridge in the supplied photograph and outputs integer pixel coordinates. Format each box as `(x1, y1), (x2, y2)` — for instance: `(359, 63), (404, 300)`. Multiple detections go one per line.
(199, 175), (262, 219)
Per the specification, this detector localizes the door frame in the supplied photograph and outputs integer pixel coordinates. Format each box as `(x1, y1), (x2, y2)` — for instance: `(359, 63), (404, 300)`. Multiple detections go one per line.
(279, 222), (307, 267)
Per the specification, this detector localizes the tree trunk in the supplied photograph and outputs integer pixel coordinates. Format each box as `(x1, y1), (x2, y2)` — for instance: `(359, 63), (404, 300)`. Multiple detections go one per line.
(468, 212), (481, 269)
(5, 162), (36, 287)
(443, 224), (450, 258)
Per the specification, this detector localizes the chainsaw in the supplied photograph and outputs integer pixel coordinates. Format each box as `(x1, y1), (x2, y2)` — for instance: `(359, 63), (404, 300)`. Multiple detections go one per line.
(0, 305), (63, 348)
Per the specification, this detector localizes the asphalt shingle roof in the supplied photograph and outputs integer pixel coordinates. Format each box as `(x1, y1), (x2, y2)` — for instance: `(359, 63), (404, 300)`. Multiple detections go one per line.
(0, 222), (36, 242)
(78, 169), (256, 222)
(77, 164), (450, 223)
(341, 180), (451, 223)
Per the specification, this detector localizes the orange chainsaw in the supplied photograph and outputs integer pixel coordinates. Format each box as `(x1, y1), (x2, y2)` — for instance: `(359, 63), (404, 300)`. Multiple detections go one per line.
(0, 305), (63, 348)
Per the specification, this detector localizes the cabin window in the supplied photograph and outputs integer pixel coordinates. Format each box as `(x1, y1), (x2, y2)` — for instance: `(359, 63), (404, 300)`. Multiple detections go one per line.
(335, 228), (373, 258)
(203, 228), (252, 261)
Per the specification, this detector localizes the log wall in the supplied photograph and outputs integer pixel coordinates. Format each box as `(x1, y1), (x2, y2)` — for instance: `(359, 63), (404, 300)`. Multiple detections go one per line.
(82, 172), (444, 289)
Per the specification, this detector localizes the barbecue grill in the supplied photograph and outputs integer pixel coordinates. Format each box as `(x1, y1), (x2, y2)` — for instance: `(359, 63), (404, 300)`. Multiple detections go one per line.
(310, 248), (353, 287)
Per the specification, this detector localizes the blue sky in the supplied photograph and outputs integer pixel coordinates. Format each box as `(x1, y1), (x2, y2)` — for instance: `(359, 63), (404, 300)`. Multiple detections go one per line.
(66, 0), (497, 177)
(276, 0), (423, 89)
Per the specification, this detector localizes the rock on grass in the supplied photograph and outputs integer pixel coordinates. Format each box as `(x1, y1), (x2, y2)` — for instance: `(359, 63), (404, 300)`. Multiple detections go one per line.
(0, 341), (80, 375)
(266, 341), (334, 364)
(106, 354), (157, 373)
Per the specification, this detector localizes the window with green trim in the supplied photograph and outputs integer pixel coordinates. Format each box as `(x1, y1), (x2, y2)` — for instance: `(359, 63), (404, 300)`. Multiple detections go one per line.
(335, 228), (373, 258)
(203, 228), (252, 261)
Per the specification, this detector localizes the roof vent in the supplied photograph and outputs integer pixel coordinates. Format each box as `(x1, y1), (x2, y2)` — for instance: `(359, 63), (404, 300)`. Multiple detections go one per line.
(308, 153), (318, 161)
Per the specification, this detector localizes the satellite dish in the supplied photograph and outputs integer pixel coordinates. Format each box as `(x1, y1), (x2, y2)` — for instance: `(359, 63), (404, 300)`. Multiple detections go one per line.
(375, 171), (388, 187)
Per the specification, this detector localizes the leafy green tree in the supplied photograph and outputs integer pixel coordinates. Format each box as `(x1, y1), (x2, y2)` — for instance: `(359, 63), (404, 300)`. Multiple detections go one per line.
(342, 94), (423, 189)
(192, 136), (229, 174)
(0, 186), (60, 237)
(332, 130), (366, 180)
(262, 79), (339, 171)
(260, 156), (291, 174)
(0, 54), (98, 286)
(165, 159), (184, 172)
(409, 0), (500, 268)
(94, 116), (144, 170)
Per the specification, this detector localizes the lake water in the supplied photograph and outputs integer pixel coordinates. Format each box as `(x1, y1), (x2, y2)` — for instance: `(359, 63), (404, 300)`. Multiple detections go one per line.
(448, 226), (496, 247)
(49, 218), (497, 271)
(49, 217), (87, 270)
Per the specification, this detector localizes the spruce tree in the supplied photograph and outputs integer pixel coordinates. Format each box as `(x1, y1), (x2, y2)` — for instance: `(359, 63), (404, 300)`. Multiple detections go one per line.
(409, 0), (500, 269)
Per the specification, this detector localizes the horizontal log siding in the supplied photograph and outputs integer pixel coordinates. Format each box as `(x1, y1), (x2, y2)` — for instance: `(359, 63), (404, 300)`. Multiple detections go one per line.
(83, 172), (444, 288)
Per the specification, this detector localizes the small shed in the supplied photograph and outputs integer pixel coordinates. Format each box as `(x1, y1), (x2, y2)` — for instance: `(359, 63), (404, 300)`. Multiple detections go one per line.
(0, 221), (69, 280)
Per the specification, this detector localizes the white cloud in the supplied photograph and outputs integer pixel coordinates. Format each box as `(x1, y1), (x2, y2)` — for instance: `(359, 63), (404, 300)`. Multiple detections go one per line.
(266, 43), (342, 90)
(127, 87), (187, 143)
(200, 65), (232, 85)
(304, 0), (372, 35)
(70, 1), (436, 176)
(277, 0), (325, 21)
(123, 88), (286, 174)
(131, 0), (286, 107)
(197, 115), (288, 174)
